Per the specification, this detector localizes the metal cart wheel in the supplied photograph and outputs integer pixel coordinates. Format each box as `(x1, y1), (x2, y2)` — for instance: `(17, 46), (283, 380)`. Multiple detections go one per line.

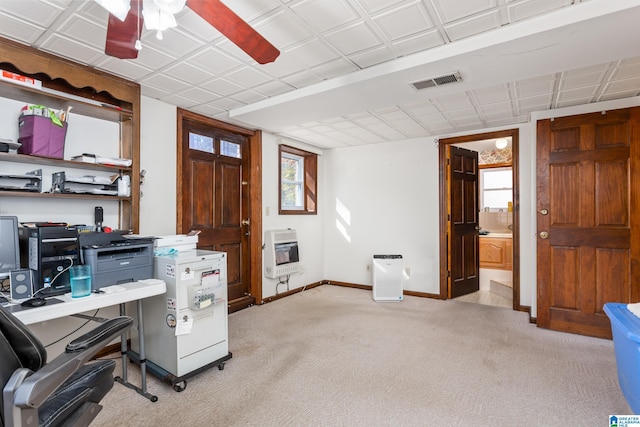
(218, 362), (225, 370)
(173, 380), (187, 392)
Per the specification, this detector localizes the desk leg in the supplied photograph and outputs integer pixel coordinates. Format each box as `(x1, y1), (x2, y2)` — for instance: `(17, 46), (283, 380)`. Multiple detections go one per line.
(114, 301), (158, 402)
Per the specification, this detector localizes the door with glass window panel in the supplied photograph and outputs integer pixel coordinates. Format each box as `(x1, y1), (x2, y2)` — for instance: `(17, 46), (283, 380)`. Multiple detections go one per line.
(180, 119), (253, 310)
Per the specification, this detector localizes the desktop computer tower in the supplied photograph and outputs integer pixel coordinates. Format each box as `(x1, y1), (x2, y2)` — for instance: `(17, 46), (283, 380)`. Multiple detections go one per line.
(18, 225), (79, 296)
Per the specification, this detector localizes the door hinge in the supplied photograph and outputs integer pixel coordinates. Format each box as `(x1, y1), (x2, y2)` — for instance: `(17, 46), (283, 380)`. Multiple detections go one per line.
(242, 181), (248, 186)
(447, 214), (450, 221)
(447, 271), (451, 277)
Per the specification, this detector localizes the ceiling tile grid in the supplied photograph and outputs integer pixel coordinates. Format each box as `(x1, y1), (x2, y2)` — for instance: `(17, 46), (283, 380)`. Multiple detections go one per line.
(0, 0), (636, 150)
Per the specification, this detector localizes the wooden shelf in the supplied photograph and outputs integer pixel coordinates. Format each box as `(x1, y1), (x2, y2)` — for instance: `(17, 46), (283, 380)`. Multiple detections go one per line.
(0, 190), (131, 201)
(0, 78), (132, 122)
(0, 152), (131, 172)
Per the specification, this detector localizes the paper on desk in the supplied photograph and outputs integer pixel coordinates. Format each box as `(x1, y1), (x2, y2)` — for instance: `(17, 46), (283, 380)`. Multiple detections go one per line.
(175, 318), (193, 336)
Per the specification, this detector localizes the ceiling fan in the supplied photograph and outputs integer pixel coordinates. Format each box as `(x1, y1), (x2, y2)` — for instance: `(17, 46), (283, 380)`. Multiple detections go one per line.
(96, 0), (280, 64)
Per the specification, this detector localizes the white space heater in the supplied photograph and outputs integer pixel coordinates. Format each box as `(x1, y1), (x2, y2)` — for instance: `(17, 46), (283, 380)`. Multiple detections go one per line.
(372, 255), (403, 302)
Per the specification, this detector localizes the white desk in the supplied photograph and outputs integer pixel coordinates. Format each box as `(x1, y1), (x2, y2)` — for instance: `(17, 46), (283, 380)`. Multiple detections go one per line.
(12, 278), (167, 402)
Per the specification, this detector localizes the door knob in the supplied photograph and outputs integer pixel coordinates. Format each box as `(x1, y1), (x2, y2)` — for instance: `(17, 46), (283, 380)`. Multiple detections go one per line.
(242, 219), (250, 226)
(539, 208), (549, 216)
(539, 231), (549, 239)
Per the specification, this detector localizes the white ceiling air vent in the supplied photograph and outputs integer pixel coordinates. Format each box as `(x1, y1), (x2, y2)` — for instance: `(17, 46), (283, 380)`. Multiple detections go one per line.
(411, 71), (462, 90)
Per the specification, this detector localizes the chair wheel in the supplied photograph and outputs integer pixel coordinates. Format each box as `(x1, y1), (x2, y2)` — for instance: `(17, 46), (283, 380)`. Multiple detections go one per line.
(173, 381), (187, 392)
(218, 363), (225, 370)
(150, 395), (158, 402)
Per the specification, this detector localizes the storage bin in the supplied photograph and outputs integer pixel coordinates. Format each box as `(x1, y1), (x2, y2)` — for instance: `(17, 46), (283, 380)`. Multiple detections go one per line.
(18, 114), (67, 159)
(604, 302), (640, 414)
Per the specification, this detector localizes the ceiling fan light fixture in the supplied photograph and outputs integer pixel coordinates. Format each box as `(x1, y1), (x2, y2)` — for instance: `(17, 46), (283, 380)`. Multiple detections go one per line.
(142, 0), (178, 32)
(95, 0), (131, 22)
(495, 138), (508, 149)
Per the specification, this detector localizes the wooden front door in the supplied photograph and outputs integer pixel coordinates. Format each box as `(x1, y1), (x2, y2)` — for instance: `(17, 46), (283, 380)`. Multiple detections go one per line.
(178, 110), (255, 312)
(536, 107), (640, 338)
(448, 145), (480, 298)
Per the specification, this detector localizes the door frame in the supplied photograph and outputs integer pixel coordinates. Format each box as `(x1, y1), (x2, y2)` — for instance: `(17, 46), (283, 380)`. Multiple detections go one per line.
(438, 128), (521, 310)
(176, 108), (263, 306)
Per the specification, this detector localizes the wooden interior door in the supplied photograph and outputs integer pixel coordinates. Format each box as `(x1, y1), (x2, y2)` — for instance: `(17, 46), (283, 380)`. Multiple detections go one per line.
(448, 145), (480, 298)
(178, 112), (255, 312)
(536, 107), (640, 338)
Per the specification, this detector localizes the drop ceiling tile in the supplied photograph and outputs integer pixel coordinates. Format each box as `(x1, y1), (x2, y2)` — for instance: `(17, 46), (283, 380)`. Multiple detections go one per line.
(349, 45), (395, 68)
(343, 127), (386, 143)
(208, 97), (246, 111)
(97, 57), (154, 81)
(434, 93), (474, 110)
(514, 77), (555, 97)
(187, 47), (243, 75)
(200, 78), (244, 96)
(450, 115), (483, 126)
(141, 86), (171, 99)
(432, 0), (497, 23)
(56, 15), (105, 49)
(473, 84), (511, 104)
(230, 90), (267, 104)
(140, 27), (203, 58)
(0, 0), (64, 27)
(225, 66), (272, 88)
(517, 94), (552, 109)
(405, 103), (440, 116)
(164, 62), (215, 85)
(390, 118), (427, 135)
(556, 97), (592, 108)
(328, 119), (359, 130)
(190, 104), (225, 118)
(367, 122), (406, 139)
(611, 60), (640, 80)
(482, 110), (515, 121)
(392, 29), (445, 56)
(557, 86), (597, 101)
(325, 22), (382, 56)
(603, 77), (640, 93)
(160, 93), (199, 109)
(179, 87), (222, 104)
(376, 109), (410, 121)
(599, 90), (640, 102)
(372, 2), (433, 40)
(444, 10), (501, 41)
(485, 117), (521, 128)
(130, 45), (177, 70)
(221, 0), (282, 22)
(310, 58), (360, 80)
(353, 115), (384, 126)
(260, 54), (308, 78)
(507, 0), (573, 22)
(281, 71), (323, 89)
(257, 9), (315, 50)
(140, 73), (192, 94)
(285, 38), (341, 69)
(291, 0), (360, 33)
(175, 8), (223, 43)
(559, 72), (605, 90)
(356, 0), (408, 14)
(479, 100), (513, 115)
(253, 80), (295, 97)
(38, 34), (104, 65)
(0, 13), (45, 44)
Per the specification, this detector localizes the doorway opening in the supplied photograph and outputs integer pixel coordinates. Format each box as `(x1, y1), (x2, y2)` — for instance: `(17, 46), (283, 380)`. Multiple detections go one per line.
(438, 128), (521, 311)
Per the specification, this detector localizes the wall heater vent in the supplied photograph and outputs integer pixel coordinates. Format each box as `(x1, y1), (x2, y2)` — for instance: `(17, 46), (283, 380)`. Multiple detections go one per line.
(411, 71), (462, 90)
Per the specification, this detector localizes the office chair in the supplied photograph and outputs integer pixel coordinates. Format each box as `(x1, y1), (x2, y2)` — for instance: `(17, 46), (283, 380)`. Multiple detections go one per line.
(0, 306), (133, 426)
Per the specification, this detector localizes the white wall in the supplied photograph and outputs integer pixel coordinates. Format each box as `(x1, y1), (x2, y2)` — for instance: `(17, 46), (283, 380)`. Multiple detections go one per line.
(322, 138), (440, 292)
(260, 133), (325, 298)
(139, 96), (177, 236)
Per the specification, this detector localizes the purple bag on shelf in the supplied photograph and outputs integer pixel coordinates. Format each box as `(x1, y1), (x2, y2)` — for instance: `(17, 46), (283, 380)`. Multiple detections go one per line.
(18, 113), (67, 159)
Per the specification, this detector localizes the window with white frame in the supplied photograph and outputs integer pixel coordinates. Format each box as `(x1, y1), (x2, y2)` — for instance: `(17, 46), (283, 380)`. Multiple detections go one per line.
(480, 167), (512, 210)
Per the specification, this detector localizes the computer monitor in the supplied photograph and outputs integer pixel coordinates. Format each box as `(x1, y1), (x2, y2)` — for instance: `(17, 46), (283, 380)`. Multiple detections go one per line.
(0, 216), (20, 280)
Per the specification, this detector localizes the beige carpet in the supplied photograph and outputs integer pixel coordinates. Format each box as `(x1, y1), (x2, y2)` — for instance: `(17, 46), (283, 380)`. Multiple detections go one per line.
(92, 285), (630, 426)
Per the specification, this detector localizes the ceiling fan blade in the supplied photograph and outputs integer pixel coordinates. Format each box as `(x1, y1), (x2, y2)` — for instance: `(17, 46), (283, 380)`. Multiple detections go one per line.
(186, 0), (280, 64)
(105, 0), (143, 59)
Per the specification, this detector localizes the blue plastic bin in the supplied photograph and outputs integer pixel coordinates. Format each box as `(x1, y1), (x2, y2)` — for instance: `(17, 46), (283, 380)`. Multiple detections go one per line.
(604, 302), (640, 414)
